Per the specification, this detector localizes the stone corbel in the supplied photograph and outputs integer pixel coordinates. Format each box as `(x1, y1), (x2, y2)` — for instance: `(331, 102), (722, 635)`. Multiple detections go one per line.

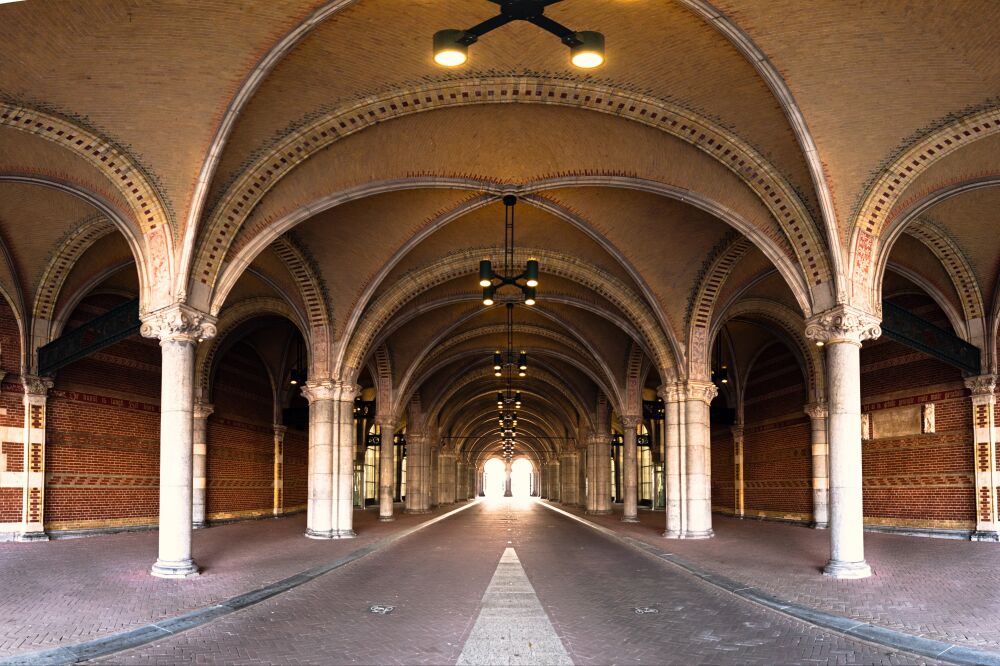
(22, 375), (54, 398)
(140, 303), (217, 344)
(805, 305), (881, 346)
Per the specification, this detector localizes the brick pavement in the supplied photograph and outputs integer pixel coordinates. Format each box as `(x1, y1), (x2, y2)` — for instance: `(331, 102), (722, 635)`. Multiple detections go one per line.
(97, 499), (934, 665)
(0, 505), (454, 658)
(563, 505), (1000, 651)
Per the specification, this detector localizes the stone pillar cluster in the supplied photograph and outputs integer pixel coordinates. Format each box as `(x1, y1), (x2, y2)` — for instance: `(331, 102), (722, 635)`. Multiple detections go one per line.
(659, 380), (716, 539)
(586, 434), (611, 515)
(560, 451), (578, 505)
(620, 415), (641, 523)
(301, 379), (357, 540)
(404, 431), (431, 513)
(377, 419), (396, 522)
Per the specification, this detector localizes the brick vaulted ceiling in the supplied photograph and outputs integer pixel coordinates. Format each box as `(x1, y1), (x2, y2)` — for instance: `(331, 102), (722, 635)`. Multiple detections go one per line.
(1, 0), (999, 459)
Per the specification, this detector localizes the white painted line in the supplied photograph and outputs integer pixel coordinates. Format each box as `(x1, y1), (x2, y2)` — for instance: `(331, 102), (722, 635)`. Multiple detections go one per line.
(457, 547), (573, 666)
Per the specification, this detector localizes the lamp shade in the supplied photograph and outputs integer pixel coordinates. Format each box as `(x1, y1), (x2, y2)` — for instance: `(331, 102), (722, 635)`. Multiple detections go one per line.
(570, 31), (604, 68)
(479, 259), (493, 287)
(434, 29), (469, 66)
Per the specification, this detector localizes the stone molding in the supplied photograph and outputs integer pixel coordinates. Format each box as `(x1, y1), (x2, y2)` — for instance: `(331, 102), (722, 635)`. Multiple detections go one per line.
(805, 305), (881, 346)
(140, 304), (217, 344)
(300, 379), (337, 403)
(619, 415), (642, 430)
(804, 401), (829, 420)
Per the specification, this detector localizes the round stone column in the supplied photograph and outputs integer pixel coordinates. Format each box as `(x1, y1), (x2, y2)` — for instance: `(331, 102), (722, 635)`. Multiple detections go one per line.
(503, 459), (513, 497)
(621, 415), (641, 522)
(377, 419), (396, 521)
(191, 402), (214, 529)
(301, 380), (337, 539)
(141, 305), (216, 579)
(684, 381), (717, 539)
(806, 306), (880, 579)
(333, 385), (358, 537)
(660, 383), (683, 538)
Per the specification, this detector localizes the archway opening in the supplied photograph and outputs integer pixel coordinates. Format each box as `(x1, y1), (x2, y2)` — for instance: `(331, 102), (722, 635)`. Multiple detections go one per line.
(483, 458), (506, 497)
(511, 458), (533, 498)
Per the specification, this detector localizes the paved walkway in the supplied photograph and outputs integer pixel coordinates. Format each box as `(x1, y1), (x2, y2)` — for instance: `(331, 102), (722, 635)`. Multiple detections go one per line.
(566, 504), (1000, 652)
(3, 499), (994, 664)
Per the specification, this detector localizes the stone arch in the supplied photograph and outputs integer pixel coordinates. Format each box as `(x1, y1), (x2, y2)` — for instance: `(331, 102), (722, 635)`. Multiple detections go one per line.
(903, 218), (985, 323)
(686, 234), (756, 379)
(342, 247), (678, 381)
(712, 298), (825, 403)
(849, 105), (1000, 312)
(439, 389), (579, 446)
(194, 78), (829, 298)
(395, 322), (620, 413)
(0, 106), (175, 307)
(623, 339), (646, 416)
(195, 296), (308, 403)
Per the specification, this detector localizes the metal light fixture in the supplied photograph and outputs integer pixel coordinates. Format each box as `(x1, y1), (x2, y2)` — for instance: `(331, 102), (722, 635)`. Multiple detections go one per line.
(477, 196), (540, 307)
(433, 1), (605, 70)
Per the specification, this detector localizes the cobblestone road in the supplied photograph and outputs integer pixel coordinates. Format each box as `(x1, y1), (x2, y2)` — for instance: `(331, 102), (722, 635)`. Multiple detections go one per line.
(97, 499), (935, 665)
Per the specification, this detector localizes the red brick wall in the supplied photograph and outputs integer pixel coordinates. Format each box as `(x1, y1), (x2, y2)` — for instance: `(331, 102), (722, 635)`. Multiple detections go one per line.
(741, 343), (812, 519)
(710, 426), (735, 513)
(283, 427), (308, 509)
(45, 294), (161, 528)
(206, 341), (274, 518)
(860, 294), (974, 528)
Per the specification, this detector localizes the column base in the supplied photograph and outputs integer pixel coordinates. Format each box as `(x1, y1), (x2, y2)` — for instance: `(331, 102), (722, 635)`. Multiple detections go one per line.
(809, 521), (829, 530)
(16, 530), (49, 542)
(405, 508), (432, 514)
(192, 521), (207, 530)
(503, 492), (512, 497)
(681, 529), (714, 539)
(823, 559), (872, 579)
(622, 515), (640, 523)
(378, 516), (395, 522)
(662, 530), (682, 539)
(305, 528), (333, 539)
(151, 558), (199, 579)
(586, 509), (611, 515)
(332, 529), (357, 538)
(971, 530), (1000, 542)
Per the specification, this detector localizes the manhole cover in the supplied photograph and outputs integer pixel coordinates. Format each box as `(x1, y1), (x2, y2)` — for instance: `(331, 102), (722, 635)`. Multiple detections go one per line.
(633, 606), (660, 615)
(369, 604), (395, 615)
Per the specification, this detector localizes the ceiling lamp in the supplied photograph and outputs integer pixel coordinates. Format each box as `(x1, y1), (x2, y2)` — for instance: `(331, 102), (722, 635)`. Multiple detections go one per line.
(433, 1), (605, 69)
(478, 196), (539, 307)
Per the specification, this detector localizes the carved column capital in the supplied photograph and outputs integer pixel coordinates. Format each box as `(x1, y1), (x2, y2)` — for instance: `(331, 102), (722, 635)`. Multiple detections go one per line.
(338, 383), (361, 402)
(964, 374), (997, 397)
(300, 379), (338, 403)
(193, 401), (214, 420)
(657, 383), (683, 404)
(22, 375), (54, 398)
(804, 401), (829, 420)
(684, 380), (719, 405)
(805, 305), (881, 347)
(273, 424), (288, 436)
(140, 304), (217, 344)
(730, 424), (744, 441)
(619, 414), (642, 430)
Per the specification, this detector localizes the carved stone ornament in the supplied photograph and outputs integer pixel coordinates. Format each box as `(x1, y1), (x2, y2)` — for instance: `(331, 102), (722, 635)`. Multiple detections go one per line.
(300, 379), (338, 404)
(685, 380), (719, 405)
(922, 403), (935, 434)
(140, 304), (217, 344)
(22, 375), (54, 397)
(619, 415), (642, 430)
(804, 402), (829, 420)
(193, 402), (215, 420)
(805, 305), (881, 346)
(964, 374), (997, 397)
(657, 383), (683, 404)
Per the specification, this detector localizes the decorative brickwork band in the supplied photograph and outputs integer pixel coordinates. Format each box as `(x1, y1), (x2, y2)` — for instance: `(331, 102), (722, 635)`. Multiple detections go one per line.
(18, 375), (53, 541)
(964, 375), (998, 541)
(805, 306), (881, 347)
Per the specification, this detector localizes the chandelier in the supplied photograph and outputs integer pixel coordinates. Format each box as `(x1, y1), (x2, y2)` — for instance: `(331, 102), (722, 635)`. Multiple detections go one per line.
(478, 195), (538, 307)
(433, 0), (605, 69)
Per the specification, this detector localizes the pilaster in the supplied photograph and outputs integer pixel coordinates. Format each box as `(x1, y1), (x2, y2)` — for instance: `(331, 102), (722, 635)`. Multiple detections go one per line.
(731, 424), (745, 518)
(17, 375), (53, 541)
(804, 402), (830, 529)
(965, 375), (999, 541)
(191, 402), (214, 529)
(273, 425), (287, 516)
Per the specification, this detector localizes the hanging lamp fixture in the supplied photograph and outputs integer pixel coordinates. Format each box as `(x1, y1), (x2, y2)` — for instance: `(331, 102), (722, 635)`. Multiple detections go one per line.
(479, 195), (539, 307)
(495, 303), (525, 461)
(434, 1), (605, 70)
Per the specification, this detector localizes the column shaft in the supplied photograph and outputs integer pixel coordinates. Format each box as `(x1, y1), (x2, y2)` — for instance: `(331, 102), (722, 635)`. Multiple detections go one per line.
(18, 377), (52, 541)
(966, 376), (999, 540)
(378, 422), (395, 521)
(191, 403), (213, 528)
(273, 425), (286, 516)
(684, 388), (714, 538)
(662, 385), (683, 538)
(805, 403), (829, 528)
(333, 393), (357, 537)
(621, 417), (640, 522)
(731, 425), (745, 518)
(304, 384), (335, 539)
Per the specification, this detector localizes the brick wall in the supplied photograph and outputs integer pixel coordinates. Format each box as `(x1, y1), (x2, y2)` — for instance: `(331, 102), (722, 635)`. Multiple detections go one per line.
(206, 340), (275, 520)
(283, 427), (308, 509)
(710, 425), (735, 514)
(45, 294), (162, 531)
(740, 343), (812, 521)
(859, 293), (974, 530)
(0, 295), (23, 525)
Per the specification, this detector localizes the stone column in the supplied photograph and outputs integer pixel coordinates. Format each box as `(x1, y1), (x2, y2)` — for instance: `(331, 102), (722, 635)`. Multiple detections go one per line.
(301, 379), (336, 539)
(587, 435), (612, 514)
(437, 449), (456, 503)
(560, 453), (577, 505)
(333, 386), (358, 537)
(17, 376), (53, 541)
(272, 424), (286, 516)
(683, 381), (717, 538)
(430, 445), (439, 506)
(965, 375), (999, 540)
(621, 415), (641, 522)
(660, 383), (683, 538)
(549, 461), (561, 501)
(456, 460), (467, 501)
(377, 420), (396, 521)
(141, 305), (216, 578)
(502, 459), (512, 497)
(731, 425), (745, 518)
(806, 306), (880, 579)
(405, 432), (429, 513)
(191, 402), (213, 528)
(804, 402), (830, 529)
